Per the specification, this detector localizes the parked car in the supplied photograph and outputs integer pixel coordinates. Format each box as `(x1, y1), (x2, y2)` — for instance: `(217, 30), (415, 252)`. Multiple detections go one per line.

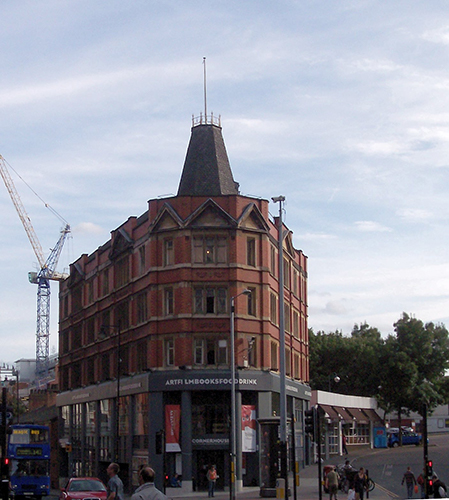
(388, 430), (422, 447)
(60, 478), (107, 500)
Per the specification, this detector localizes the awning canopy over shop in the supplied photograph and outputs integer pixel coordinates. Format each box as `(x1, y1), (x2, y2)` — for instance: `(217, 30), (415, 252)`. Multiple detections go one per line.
(317, 403), (382, 425)
(319, 404), (340, 420)
(361, 408), (383, 424)
(346, 408), (369, 424)
(333, 406), (354, 423)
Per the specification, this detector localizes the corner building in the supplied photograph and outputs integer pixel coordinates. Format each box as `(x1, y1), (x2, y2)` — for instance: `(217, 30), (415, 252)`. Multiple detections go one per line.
(57, 115), (310, 494)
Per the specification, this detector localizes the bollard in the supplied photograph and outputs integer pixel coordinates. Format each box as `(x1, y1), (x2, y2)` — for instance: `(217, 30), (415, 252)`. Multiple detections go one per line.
(276, 478), (286, 499)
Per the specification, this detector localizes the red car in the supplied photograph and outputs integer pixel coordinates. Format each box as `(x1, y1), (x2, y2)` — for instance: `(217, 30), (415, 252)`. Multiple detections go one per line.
(60, 478), (107, 500)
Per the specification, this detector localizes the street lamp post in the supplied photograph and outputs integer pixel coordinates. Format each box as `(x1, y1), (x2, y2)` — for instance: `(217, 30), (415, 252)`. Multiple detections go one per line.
(272, 195), (288, 498)
(230, 289), (251, 500)
(100, 322), (121, 463)
(12, 368), (19, 423)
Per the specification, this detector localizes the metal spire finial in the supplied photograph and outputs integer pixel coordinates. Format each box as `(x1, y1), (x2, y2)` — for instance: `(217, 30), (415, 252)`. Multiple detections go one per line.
(203, 57), (207, 123)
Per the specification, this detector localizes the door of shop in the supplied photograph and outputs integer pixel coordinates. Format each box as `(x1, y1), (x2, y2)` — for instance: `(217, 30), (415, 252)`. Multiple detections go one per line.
(194, 450), (226, 492)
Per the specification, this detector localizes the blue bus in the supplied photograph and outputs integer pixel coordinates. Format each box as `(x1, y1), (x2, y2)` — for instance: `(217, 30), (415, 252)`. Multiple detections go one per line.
(7, 424), (51, 499)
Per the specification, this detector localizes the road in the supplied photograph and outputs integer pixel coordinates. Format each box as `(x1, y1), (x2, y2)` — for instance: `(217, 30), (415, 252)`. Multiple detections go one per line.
(343, 433), (449, 498)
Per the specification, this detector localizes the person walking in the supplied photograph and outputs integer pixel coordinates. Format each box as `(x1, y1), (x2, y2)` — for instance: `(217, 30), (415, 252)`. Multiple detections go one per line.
(402, 466), (417, 498)
(433, 474), (447, 498)
(417, 471), (425, 498)
(326, 466), (339, 500)
(353, 467), (368, 500)
(131, 466), (168, 500)
(207, 465), (218, 498)
(342, 434), (348, 455)
(107, 463), (124, 500)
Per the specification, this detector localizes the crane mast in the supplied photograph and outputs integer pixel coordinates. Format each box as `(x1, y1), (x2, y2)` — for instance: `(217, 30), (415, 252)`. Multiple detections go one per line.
(0, 155), (70, 383)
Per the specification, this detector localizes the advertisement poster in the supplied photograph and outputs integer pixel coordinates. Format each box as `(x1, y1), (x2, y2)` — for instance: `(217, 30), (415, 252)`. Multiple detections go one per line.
(165, 405), (181, 452)
(241, 405), (257, 452)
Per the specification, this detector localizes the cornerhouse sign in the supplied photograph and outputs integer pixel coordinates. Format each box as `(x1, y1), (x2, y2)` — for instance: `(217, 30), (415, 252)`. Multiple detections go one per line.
(166, 377), (258, 387)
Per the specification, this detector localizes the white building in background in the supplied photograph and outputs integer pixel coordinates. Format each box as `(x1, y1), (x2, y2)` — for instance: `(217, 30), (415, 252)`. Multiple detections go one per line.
(384, 405), (449, 434)
(312, 391), (384, 458)
(14, 359), (36, 382)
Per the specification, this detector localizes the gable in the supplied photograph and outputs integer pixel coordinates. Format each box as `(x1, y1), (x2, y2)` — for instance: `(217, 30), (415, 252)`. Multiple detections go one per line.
(149, 202), (183, 234)
(184, 198), (236, 229)
(67, 262), (84, 288)
(109, 228), (133, 260)
(237, 203), (270, 232)
(189, 207), (232, 227)
(283, 230), (296, 257)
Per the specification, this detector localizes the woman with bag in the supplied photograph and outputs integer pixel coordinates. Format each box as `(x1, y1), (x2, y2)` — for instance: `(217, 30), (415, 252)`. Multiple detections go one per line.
(353, 468), (368, 500)
(207, 465), (218, 498)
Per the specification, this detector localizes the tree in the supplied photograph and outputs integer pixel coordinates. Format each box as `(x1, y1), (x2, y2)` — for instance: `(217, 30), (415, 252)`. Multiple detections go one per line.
(309, 314), (449, 434)
(393, 313), (449, 414)
(377, 334), (418, 436)
(309, 323), (383, 396)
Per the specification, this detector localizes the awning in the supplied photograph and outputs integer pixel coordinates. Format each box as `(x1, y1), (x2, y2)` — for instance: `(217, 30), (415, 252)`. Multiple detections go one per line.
(346, 408), (369, 424)
(361, 408), (383, 424)
(333, 406), (355, 423)
(319, 404), (340, 421)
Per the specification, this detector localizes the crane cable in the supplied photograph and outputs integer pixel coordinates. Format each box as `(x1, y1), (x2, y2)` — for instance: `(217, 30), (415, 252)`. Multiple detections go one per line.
(3, 156), (69, 227)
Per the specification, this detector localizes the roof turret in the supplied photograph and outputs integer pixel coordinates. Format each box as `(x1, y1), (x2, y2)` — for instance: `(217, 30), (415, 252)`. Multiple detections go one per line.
(177, 114), (239, 196)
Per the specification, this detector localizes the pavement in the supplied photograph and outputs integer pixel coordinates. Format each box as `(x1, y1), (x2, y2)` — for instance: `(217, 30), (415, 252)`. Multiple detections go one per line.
(51, 446), (397, 500)
(162, 445), (395, 499)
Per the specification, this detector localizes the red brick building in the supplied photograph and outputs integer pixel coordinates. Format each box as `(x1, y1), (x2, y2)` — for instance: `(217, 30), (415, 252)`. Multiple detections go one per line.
(56, 115), (309, 494)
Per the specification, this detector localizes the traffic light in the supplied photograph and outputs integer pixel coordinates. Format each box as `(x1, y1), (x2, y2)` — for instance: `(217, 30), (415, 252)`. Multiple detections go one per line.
(304, 407), (316, 440)
(426, 459), (433, 490)
(1, 457), (9, 478)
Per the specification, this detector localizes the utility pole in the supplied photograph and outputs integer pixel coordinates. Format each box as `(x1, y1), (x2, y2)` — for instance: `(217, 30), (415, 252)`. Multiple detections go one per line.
(272, 195), (288, 498)
(1, 387), (8, 500)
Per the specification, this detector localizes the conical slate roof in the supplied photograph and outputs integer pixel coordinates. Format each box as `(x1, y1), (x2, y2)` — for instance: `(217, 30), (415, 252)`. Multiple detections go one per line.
(177, 123), (239, 196)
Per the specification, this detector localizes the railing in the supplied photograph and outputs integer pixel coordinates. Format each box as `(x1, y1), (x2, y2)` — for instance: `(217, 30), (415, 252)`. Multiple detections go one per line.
(192, 112), (221, 127)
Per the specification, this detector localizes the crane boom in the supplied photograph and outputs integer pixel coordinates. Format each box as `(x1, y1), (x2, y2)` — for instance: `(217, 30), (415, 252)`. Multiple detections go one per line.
(0, 155), (46, 269)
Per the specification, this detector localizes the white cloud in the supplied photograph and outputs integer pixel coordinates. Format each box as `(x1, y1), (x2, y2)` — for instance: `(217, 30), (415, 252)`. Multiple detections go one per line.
(421, 26), (449, 45)
(324, 300), (349, 316)
(396, 208), (433, 222)
(354, 221), (393, 232)
(300, 232), (337, 241)
(73, 222), (105, 235)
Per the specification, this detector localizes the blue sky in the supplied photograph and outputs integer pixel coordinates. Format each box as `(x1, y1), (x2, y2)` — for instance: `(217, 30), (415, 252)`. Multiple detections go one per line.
(1, 0), (449, 362)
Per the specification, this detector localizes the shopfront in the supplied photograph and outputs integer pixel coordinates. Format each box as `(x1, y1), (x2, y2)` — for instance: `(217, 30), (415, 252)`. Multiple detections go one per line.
(57, 370), (311, 493)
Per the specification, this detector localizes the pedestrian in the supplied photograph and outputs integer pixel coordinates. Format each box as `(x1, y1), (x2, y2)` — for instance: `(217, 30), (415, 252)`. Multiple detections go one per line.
(326, 466), (339, 500)
(417, 471), (425, 498)
(347, 489), (355, 500)
(353, 467), (368, 500)
(107, 463), (124, 500)
(131, 465), (168, 500)
(401, 466), (417, 498)
(433, 474), (447, 498)
(342, 460), (356, 492)
(207, 464), (218, 498)
(342, 434), (348, 455)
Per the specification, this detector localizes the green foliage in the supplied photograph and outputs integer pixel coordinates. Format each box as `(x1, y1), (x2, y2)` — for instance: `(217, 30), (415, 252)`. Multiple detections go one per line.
(309, 314), (449, 416)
